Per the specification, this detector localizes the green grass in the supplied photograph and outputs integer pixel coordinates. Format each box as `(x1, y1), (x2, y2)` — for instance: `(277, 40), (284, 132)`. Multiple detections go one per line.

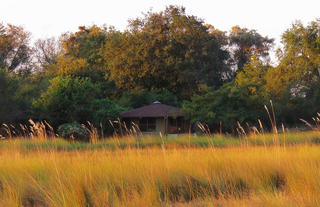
(1, 130), (319, 151)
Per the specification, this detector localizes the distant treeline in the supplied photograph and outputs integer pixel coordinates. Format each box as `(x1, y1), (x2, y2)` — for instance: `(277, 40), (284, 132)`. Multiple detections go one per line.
(0, 6), (319, 133)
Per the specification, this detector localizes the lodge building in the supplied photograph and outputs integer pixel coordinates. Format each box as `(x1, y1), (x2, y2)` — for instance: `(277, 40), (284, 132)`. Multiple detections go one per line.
(120, 102), (188, 135)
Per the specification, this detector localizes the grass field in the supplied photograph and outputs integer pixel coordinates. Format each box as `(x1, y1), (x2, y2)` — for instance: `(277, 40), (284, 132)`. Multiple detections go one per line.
(1, 130), (320, 151)
(0, 131), (320, 206)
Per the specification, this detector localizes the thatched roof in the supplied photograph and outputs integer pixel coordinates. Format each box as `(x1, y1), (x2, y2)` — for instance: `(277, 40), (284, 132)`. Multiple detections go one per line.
(120, 103), (183, 118)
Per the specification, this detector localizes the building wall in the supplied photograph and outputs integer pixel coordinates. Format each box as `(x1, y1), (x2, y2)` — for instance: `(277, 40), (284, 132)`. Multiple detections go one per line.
(156, 118), (165, 134)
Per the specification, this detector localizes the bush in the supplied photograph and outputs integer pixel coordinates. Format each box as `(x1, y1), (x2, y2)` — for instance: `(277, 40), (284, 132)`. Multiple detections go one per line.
(90, 98), (125, 135)
(57, 123), (89, 142)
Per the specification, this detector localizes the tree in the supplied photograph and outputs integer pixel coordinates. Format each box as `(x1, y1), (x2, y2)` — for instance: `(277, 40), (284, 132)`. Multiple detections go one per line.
(264, 20), (320, 124)
(118, 89), (180, 109)
(33, 76), (101, 125)
(55, 25), (110, 80)
(14, 73), (50, 120)
(265, 19), (320, 97)
(182, 82), (267, 131)
(104, 6), (230, 98)
(0, 69), (19, 122)
(229, 26), (274, 72)
(33, 37), (60, 72)
(90, 98), (125, 134)
(49, 25), (119, 98)
(235, 54), (270, 98)
(33, 75), (124, 129)
(0, 23), (32, 72)
(206, 24), (234, 80)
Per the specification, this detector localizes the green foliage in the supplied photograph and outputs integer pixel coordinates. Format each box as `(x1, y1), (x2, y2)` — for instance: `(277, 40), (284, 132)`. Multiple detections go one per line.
(302, 80), (320, 116)
(33, 76), (101, 126)
(14, 74), (50, 120)
(0, 69), (20, 122)
(267, 20), (320, 96)
(229, 26), (274, 72)
(183, 82), (267, 130)
(148, 89), (180, 106)
(33, 75), (124, 134)
(0, 70), (48, 123)
(55, 25), (110, 81)
(118, 90), (150, 109)
(104, 6), (230, 98)
(260, 20), (320, 125)
(90, 98), (125, 133)
(57, 122), (89, 142)
(274, 79), (320, 126)
(235, 54), (270, 98)
(0, 23), (32, 72)
(1, 13), (320, 134)
(118, 89), (180, 109)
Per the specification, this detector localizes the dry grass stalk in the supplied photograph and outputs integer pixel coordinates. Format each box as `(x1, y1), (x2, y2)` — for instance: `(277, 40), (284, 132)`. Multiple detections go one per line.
(282, 123), (286, 148)
(264, 101), (278, 134)
(300, 113), (320, 131)
(19, 124), (27, 137)
(1, 120), (55, 140)
(299, 118), (314, 130)
(2, 124), (12, 139)
(237, 121), (246, 137)
(82, 121), (99, 144)
(270, 100), (277, 133)
(197, 122), (211, 135)
(258, 119), (264, 134)
(110, 119), (142, 139)
(159, 132), (166, 150)
(44, 120), (55, 137)
(117, 118), (123, 136)
(251, 126), (260, 135)
(29, 119), (51, 139)
(109, 120), (118, 137)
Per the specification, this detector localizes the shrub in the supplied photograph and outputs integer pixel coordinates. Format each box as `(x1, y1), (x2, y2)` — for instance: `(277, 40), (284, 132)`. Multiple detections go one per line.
(57, 122), (89, 142)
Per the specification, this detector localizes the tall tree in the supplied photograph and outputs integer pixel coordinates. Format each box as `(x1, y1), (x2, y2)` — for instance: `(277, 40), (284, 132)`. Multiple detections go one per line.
(104, 6), (230, 98)
(33, 37), (61, 73)
(0, 23), (32, 72)
(55, 25), (110, 80)
(50, 25), (119, 98)
(235, 54), (270, 98)
(229, 26), (274, 72)
(265, 19), (320, 97)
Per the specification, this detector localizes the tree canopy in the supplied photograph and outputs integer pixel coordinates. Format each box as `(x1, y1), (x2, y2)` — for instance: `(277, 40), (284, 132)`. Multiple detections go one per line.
(104, 6), (230, 98)
(0, 23), (32, 72)
(0, 7), (319, 135)
(229, 26), (274, 72)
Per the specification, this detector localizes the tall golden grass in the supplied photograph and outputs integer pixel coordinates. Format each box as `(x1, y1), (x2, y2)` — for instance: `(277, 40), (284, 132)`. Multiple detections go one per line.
(0, 111), (319, 206)
(0, 139), (319, 206)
